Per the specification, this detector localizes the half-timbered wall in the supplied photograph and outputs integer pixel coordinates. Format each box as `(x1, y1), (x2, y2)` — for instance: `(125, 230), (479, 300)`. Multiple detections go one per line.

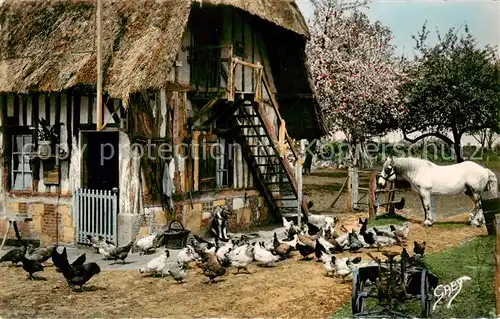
(0, 91), (123, 195)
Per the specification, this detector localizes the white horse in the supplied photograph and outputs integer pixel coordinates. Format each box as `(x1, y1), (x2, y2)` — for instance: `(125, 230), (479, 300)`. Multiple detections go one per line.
(377, 156), (498, 226)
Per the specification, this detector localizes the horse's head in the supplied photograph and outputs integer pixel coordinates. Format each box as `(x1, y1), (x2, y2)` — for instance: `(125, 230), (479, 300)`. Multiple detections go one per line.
(378, 156), (396, 188)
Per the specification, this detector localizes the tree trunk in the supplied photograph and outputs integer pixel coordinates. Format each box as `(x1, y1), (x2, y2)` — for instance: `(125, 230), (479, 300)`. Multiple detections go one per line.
(452, 134), (464, 163)
(454, 142), (464, 163)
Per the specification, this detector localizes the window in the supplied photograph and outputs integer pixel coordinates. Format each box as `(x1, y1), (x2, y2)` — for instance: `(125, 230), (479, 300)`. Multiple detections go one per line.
(199, 134), (234, 191)
(199, 134), (217, 191)
(11, 134), (33, 190)
(216, 137), (234, 188)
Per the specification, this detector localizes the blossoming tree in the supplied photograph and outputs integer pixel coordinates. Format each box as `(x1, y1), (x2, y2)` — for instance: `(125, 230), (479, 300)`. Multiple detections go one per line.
(306, 0), (408, 166)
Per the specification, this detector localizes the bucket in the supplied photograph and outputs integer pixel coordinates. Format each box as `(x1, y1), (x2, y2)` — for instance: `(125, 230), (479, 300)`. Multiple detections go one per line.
(481, 198), (500, 235)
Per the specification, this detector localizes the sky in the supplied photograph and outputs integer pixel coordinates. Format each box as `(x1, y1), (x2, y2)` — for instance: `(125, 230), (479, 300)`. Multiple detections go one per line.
(295, 0), (500, 57)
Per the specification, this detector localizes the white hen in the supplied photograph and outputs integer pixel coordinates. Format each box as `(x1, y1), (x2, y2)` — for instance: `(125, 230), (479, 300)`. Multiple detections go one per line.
(320, 253), (335, 277)
(279, 234), (298, 249)
(282, 217), (294, 230)
(136, 234), (158, 255)
(254, 242), (279, 267)
(227, 244), (254, 274)
(139, 249), (170, 276)
(177, 245), (198, 266)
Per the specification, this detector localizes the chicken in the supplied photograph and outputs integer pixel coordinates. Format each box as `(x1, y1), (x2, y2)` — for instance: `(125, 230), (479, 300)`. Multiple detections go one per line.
(135, 233), (165, 255)
(393, 197), (405, 210)
(358, 218), (368, 234)
(306, 222), (321, 236)
(413, 241), (426, 255)
(66, 262), (101, 290)
(361, 231), (378, 249)
(253, 242), (279, 267)
(97, 238), (116, 260)
(191, 234), (216, 251)
(196, 251), (226, 284)
(0, 247), (25, 265)
(391, 222), (410, 241)
(86, 235), (103, 253)
(19, 253), (44, 280)
(26, 244), (55, 263)
(296, 241), (315, 260)
(227, 244), (254, 274)
(347, 230), (364, 252)
(139, 249), (170, 276)
(297, 234), (317, 248)
(320, 253), (335, 277)
(324, 227), (340, 240)
(282, 217), (294, 231)
(373, 226), (396, 239)
(314, 239), (327, 261)
(55, 250), (86, 273)
(307, 212), (333, 229)
(71, 253), (87, 267)
(272, 232), (293, 260)
(164, 262), (188, 283)
(176, 245), (198, 266)
(107, 241), (134, 264)
(278, 234), (298, 249)
(215, 238), (234, 267)
(332, 256), (362, 282)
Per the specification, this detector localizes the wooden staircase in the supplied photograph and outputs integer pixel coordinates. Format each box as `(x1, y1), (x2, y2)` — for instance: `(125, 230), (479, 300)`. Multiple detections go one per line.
(190, 45), (309, 221)
(229, 98), (309, 221)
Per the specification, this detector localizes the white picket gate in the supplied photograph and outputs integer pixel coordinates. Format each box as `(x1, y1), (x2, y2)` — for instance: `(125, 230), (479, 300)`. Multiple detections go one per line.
(74, 188), (118, 245)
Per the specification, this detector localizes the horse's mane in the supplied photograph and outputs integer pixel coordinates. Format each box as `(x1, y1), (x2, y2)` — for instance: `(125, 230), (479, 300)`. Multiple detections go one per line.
(393, 157), (436, 173)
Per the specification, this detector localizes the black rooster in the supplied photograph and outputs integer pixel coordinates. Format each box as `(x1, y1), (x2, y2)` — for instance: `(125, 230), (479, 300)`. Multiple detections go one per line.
(0, 247), (25, 265)
(296, 242), (315, 260)
(307, 222), (321, 236)
(19, 249), (44, 280)
(314, 239), (327, 262)
(52, 247), (100, 291)
(358, 218), (368, 234)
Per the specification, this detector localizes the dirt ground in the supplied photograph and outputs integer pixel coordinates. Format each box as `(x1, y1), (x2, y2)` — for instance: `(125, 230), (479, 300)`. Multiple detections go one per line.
(0, 168), (488, 318)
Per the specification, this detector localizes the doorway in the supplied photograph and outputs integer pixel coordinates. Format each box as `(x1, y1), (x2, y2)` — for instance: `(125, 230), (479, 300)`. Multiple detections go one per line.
(82, 131), (119, 190)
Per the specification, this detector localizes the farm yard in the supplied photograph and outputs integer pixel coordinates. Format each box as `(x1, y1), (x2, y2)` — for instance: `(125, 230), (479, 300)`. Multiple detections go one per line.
(0, 0), (499, 317)
(0, 168), (491, 318)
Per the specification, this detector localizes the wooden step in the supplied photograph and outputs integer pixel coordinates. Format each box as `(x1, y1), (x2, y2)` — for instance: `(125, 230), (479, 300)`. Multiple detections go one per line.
(245, 134), (267, 138)
(238, 125), (262, 128)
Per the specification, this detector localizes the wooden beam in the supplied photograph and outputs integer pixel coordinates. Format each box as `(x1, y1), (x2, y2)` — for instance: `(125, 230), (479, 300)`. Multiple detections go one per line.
(96, 0), (103, 131)
(369, 171), (376, 220)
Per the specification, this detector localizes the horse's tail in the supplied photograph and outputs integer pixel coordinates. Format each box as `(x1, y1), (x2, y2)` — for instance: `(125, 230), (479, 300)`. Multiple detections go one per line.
(486, 169), (498, 198)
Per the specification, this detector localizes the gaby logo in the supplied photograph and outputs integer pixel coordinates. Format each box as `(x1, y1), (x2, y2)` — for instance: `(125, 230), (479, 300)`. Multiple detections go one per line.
(432, 276), (472, 311)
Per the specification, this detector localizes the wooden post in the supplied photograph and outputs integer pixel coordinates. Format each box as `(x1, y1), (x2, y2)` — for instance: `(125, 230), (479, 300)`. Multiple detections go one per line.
(495, 214), (500, 317)
(349, 166), (359, 211)
(368, 171), (376, 220)
(96, 0), (103, 131)
(296, 139), (305, 225)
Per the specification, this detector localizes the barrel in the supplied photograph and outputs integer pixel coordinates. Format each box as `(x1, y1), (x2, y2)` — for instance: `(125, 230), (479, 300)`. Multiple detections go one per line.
(481, 197), (500, 235)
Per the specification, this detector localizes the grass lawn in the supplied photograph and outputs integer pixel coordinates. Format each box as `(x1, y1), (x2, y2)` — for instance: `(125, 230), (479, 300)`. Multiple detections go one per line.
(332, 235), (496, 318)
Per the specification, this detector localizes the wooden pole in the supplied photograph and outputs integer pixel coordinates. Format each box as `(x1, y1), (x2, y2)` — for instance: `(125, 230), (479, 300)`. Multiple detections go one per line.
(329, 176), (348, 209)
(368, 171), (376, 220)
(495, 214), (500, 317)
(96, 0), (103, 131)
(350, 167), (359, 211)
(296, 140), (305, 225)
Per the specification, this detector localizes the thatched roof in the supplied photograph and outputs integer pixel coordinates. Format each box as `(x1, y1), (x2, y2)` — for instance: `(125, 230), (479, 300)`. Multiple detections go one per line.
(0, 0), (309, 103)
(204, 0), (309, 37)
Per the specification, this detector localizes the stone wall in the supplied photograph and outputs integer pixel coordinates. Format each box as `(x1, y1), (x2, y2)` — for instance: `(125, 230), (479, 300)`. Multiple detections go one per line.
(0, 201), (74, 246)
(135, 190), (272, 239)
